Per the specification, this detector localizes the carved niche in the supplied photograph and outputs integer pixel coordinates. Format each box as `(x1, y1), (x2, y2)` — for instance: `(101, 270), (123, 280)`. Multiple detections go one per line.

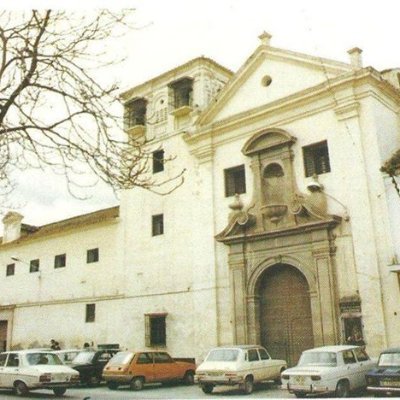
(216, 129), (332, 240)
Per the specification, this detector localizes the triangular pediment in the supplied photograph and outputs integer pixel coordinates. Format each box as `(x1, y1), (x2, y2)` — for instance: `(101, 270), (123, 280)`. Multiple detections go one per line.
(197, 43), (353, 126)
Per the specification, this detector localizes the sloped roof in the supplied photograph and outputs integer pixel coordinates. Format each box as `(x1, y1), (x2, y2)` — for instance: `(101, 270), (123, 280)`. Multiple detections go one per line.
(195, 42), (354, 126)
(0, 206), (120, 247)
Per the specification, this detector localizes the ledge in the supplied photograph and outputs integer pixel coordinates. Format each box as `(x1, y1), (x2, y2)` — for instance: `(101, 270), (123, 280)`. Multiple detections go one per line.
(170, 105), (192, 117)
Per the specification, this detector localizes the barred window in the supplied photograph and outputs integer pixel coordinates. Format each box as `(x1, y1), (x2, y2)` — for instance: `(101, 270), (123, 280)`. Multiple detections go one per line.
(87, 248), (99, 264)
(54, 254), (66, 269)
(152, 150), (164, 173)
(30, 259), (40, 273)
(145, 314), (167, 347)
(303, 141), (331, 177)
(6, 263), (15, 276)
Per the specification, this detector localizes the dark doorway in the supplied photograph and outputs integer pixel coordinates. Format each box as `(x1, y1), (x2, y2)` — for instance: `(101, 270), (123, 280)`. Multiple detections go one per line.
(0, 320), (8, 351)
(259, 264), (314, 366)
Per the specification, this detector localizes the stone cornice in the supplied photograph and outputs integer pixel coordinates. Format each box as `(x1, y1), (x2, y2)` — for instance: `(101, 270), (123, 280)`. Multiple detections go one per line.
(216, 217), (341, 245)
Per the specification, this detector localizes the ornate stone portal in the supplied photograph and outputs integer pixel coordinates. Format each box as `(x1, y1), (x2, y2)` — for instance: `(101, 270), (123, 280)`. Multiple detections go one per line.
(216, 129), (341, 365)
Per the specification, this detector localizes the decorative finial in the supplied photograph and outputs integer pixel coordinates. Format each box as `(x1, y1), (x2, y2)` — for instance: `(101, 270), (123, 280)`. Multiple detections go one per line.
(258, 31), (272, 46)
(229, 194), (244, 212)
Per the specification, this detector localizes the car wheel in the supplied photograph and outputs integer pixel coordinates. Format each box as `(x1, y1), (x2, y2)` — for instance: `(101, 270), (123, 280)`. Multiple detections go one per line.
(14, 381), (29, 396)
(242, 376), (254, 394)
(107, 381), (119, 390)
(201, 384), (214, 394)
(335, 380), (350, 398)
(183, 371), (195, 385)
(294, 392), (307, 398)
(130, 376), (144, 391)
(274, 367), (286, 384)
(53, 387), (67, 396)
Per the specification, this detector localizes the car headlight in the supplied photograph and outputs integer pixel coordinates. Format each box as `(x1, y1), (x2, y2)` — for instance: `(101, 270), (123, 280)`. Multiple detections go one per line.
(311, 375), (321, 381)
(39, 373), (52, 383)
(281, 374), (290, 380)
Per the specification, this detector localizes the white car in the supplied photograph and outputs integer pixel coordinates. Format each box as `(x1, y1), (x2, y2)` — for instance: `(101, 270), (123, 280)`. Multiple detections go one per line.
(281, 345), (376, 397)
(0, 350), (80, 396)
(51, 349), (81, 365)
(195, 345), (287, 394)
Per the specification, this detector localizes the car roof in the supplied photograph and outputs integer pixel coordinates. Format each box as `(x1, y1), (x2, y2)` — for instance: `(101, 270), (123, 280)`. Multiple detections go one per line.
(209, 345), (265, 351)
(52, 349), (81, 353)
(1, 349), (54, 354)
(379, 347), (400, 354)
(303, 345), (362, 353)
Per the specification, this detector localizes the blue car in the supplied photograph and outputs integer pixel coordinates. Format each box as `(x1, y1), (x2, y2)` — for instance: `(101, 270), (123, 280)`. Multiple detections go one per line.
(366, 348), (400, 396)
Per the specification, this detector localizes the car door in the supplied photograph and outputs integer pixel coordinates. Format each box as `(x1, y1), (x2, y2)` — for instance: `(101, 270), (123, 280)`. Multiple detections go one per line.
(153, 352), (176, 381)
(135, 352), (155, 382)
(353, 347), (371, 388)
(257, 348), (274, 380)
(247, 349), (262, 381)
(3, 353), (20, 388)
(341, 350), (359, 388)
(0, 353), (8, 387)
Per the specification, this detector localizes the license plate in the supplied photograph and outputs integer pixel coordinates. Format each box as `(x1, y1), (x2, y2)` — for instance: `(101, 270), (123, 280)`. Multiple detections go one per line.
(208, 371), (222, 377)
(381, 380), (400, 387)
(295, 376), (305, 384)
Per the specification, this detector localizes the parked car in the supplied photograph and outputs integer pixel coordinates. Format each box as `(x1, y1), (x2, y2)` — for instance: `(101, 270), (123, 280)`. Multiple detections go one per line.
(52, 349), (81, 366)
(70, 349), (119, 385)
(281, 345), (375, 397)
(366, 347), (400, 396)
(103, 350), (196, 390)
(195, 345), (287, 394)
(0, 350), (80, 396)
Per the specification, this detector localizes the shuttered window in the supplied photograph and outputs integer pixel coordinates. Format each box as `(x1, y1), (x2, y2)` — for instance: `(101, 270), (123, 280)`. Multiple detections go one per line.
(224, 165), (246, 197)
(303, 141), (331, 177)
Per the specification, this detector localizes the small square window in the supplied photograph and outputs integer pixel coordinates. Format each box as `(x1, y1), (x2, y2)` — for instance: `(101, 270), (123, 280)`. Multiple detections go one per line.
(224, 165), (246, 197)
(152, 214), (164, 236)
(87, 248), (99, 264)
(6, 263), (15, 276)
(85, 304), (96, 323)
(30, 259), (40, 273)
(54, 254), (66, 269)
(169, 77), (193, 109)
(152, 150), (164, 173)
(303, 141), (331, 177)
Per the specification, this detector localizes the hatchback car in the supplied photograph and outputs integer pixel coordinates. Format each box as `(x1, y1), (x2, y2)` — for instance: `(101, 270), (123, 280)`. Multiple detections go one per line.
(103, 350), (196, 390)
(0, 350), (80, 396)
(281, 345), (375, 397)
(195, 345), (287, 394)
(366, 347), (400, 396)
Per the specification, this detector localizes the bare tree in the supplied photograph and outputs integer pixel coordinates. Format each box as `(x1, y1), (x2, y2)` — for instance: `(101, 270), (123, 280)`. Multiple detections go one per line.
(0, 9), (184, 198)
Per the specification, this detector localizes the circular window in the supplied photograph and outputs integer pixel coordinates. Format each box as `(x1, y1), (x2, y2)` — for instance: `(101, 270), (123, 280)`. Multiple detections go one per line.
(261, 75), (272, 87)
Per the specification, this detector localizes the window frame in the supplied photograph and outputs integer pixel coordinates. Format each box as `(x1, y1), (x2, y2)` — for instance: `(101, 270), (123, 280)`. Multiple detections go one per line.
(6, 263), (15, 277)
(224, 164), (246, 197)
(303, 140), (331, 177)
(152, 149), (165, 174)
(125, 97), (147, 127)
(54, 254), (66, 269)
(152, 214), (164, 236)
(145, 313), (167, 347)
(85, 303), (96, 323)
(30, 259), (40, 273)
(87, 248), (99, 264)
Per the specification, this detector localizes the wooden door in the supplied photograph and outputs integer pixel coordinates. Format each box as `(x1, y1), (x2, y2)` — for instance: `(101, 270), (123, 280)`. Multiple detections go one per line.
(259, 264), (314, 366)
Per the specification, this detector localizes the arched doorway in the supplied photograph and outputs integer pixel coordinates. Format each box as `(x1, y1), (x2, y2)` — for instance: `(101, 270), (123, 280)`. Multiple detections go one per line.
(259, 264), (314, 366)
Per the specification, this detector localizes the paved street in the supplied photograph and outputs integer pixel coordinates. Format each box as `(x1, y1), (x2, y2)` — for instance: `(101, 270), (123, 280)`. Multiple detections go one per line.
(0, 383), (372, 399)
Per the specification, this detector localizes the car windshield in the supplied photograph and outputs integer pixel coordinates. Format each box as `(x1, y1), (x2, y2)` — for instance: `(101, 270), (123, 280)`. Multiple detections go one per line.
(298, 352), (337, 366)
(378, 353), (400, 367)
(206, 349), (239, 362)
(72, 351), (95, 364)
(107, 352), (134, 366)
(26, 353), (63, 366)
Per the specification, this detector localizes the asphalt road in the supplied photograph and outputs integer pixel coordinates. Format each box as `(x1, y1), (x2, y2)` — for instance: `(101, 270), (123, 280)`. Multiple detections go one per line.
(0, 382), (373, 399)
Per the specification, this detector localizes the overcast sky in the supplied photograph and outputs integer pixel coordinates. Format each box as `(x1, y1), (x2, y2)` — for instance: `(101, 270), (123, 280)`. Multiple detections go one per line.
(2, 0), (400, 227)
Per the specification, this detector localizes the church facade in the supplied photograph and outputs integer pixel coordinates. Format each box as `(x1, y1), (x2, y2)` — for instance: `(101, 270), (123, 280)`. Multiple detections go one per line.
(1, 33), (400, 365)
